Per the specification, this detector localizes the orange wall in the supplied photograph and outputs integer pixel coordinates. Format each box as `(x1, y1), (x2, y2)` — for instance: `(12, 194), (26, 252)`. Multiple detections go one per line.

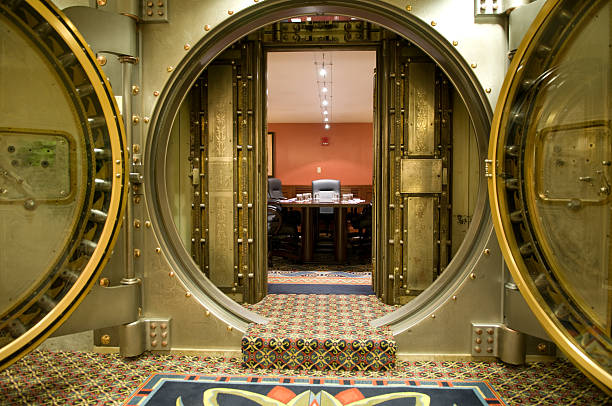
(268, 122), (373, 185)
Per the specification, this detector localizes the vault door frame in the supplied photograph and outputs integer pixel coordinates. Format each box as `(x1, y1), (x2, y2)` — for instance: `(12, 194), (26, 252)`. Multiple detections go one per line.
(145, 0), (492, 331)
(189, 38), (267, 304)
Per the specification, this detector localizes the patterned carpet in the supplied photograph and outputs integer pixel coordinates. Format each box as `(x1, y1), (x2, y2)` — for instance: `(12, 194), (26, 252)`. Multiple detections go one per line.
(242, 294), (396, 371)
(0, 351), (609, 405)
(267, 270), (374, 294)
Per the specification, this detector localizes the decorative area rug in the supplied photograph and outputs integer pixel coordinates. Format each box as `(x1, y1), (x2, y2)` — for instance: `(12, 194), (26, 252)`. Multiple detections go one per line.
(267, 270), (374, 295)
(243, 294), (396, 372)
(123, 373), (506, 405)
(1, 351), (609, 405)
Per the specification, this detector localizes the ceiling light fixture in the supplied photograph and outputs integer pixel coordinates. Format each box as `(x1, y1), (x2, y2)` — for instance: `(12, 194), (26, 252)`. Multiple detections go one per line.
(315, 53), (333, 130)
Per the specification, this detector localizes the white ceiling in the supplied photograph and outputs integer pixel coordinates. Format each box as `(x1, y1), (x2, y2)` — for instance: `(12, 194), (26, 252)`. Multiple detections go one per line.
(266, 51), (376, 123)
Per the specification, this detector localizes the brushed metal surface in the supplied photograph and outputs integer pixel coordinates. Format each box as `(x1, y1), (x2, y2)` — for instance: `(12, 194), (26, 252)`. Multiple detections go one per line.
(408, 63), (435, 155)
(207, 65), (235, 288)
(406, 197), (434, 290)
(400, 159), (443, 194)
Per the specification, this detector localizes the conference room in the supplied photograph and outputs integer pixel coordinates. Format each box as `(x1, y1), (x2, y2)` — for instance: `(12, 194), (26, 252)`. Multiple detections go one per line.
(266, 50), (375, 272)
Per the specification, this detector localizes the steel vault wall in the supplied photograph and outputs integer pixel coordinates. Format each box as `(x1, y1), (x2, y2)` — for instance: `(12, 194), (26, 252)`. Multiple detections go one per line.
(82, 0), (508, 355)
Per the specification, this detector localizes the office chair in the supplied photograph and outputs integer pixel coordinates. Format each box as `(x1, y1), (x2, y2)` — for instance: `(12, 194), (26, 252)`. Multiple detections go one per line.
(268, 177), (284, 201)
(311, 179), (341, 252)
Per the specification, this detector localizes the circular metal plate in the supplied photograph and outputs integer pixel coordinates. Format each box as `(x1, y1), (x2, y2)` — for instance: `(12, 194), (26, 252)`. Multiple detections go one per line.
(489, 0), (612, 391)
(0, 0), (126, 370)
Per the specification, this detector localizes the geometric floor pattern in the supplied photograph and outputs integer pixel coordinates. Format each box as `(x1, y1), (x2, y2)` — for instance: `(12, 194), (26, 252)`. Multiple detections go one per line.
(0, 351), (609, 405)
(243, 294), (397, 371)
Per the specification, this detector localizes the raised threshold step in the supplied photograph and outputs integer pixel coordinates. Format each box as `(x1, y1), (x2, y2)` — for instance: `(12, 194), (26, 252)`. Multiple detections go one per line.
(242, 294), (396, 371)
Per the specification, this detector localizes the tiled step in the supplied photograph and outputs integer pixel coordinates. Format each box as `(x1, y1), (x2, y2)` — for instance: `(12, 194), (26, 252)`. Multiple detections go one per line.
(242, 294), (396, 371)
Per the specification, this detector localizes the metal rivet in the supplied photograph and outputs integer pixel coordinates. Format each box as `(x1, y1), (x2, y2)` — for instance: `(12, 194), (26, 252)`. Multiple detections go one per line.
(97, 0), (107, 6)
(153, 91), (160, 97)
(131, 85), (139, 95)
(185, 292), (192, 298)
(537, 343), (547, 352)
(116, 160), (121, 164)
(452, 41), (458, 46)
(99, 278), (110, 287)
(204, 24), (211, 31)
(406, 5), (412, 11)
(145, 221), (152, 228)
(228, 10), (234, 15)
(227, 326), (233, 331)
(205, 310), (211, 317)
(168, 271), (175, 277)
(161, 341), (168, 347)
(471, 63), (477, 68)
(452, 295), (457, 301)
(134, 219), (141, 228)
(469, 272), (476, 280)
(155, 247), (161, 254)
(475, 337), (482, 344)
(488, 337), (494, 344)
(133, 248), (141, 257)
(184, 44), (190, 50)
(151, 322), (157, 329)
(486, 347), (493, 353)
(483, 248), (491, 255)
(150, 332), (156, 338)
(143, 117), (150, 123)
(97, 55), (107, 66)
(151, 340), (158, 347)
(474, 346), (481, 353)
(431, 21), (436, 26)
(100, 334), (111, 345)
(160, 323), (167, 330)
(475, 328), (483, 335)
(487, 328), (494, 335)
(431, 314), (435, 319)
(167, 66), (174, 72)
(485, 88), (491, 93)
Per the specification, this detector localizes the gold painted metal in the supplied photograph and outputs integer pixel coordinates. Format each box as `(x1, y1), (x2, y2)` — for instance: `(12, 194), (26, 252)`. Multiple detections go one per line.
(488, 0), (612, 390)
(0, 0), (126, 371)
(99, 278), (110, 287)
(100, 334), (111, 345)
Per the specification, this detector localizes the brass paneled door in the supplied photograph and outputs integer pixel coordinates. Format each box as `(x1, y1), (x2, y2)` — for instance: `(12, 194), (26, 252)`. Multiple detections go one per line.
(0, 1), (127, 370)
(374, 36), (452, 305)
(489, 0), (612, 390)
(189, 38), (267, 304)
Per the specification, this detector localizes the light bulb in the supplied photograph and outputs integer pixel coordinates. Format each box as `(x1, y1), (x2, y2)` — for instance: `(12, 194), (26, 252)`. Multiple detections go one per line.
(323, 110), (328, 115)
(324, 117), (329, 122)
(322, 87), (328, 93)
(322, 100), (328, 106)
(325, 124), (330, 129)
(319, 68), (327, 76)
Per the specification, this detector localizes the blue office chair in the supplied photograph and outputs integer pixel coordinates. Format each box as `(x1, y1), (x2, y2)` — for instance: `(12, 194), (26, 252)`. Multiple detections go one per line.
(312, 179), (340, 251)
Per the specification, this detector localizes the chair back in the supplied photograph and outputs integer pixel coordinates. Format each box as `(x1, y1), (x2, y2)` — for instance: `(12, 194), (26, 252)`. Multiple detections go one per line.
(312, 179), (340, 214)
(268, 177), (284, 200)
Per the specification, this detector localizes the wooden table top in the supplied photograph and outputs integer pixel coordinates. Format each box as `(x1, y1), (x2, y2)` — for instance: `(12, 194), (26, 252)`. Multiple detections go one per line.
(276, 199), (370, 208)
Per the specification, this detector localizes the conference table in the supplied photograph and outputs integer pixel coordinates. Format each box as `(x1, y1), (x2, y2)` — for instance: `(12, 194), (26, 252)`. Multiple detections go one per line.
(277, 199), (370, 263)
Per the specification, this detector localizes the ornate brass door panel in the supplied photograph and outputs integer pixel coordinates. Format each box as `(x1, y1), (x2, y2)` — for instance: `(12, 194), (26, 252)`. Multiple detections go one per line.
(489, 0), (612, 390)
(189, 40), (266, 304)
(375, 37), (452, 305)
(0, 0), (127, 370)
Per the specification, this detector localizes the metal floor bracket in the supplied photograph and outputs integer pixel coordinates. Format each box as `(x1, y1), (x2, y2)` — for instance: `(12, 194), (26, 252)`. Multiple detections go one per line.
(471, 323), (525, 365)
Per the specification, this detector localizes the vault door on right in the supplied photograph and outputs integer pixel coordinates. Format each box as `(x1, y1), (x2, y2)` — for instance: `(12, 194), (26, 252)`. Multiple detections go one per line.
(375, 37), (453, 305)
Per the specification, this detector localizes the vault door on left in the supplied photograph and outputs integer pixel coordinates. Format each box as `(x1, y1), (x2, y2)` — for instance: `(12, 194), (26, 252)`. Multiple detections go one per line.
(0, 0), (126, 371)
(174, 39), (267, 304)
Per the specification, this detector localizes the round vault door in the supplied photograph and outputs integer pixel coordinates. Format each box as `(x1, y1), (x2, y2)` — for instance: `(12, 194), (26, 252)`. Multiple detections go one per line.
(490, 0), (612, 391)
(0, 0), (126, 370)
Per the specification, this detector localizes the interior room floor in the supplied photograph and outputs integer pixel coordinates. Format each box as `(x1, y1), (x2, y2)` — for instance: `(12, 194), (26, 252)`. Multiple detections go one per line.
(1, 350), (609, 405)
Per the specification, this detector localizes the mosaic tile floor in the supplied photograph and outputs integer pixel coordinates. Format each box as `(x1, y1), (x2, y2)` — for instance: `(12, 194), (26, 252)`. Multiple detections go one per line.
(243, 294), (397, 371)
(0, 351), (609, 405)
